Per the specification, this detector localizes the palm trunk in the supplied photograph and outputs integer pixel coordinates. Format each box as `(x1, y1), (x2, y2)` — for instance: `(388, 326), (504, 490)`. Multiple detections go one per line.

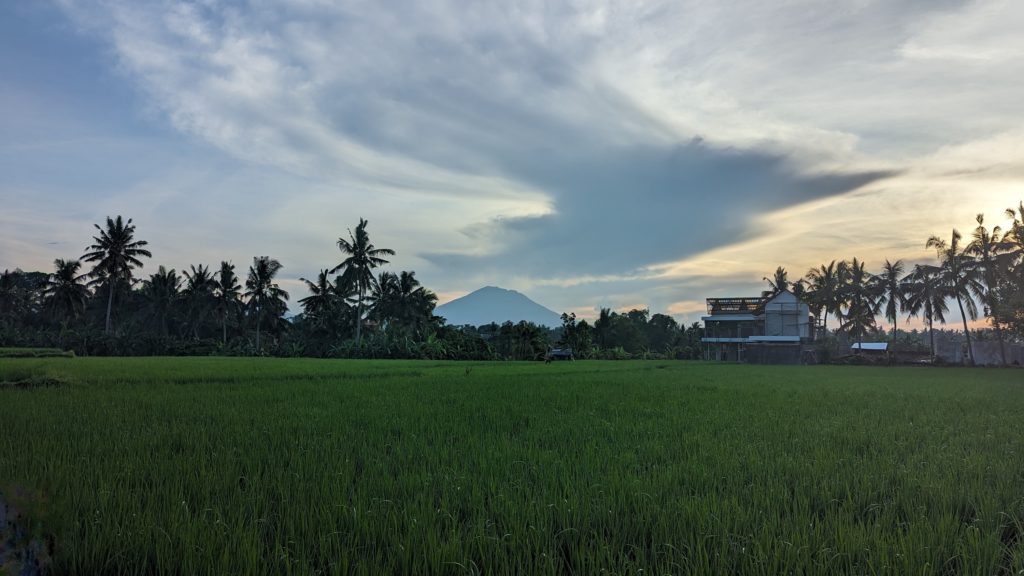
(992, 309), (1007, 366)
(255, 308), (261, 353)
(891, 320), (897, 365)
(355, 288), (363, 344)
(222, 311), (227, 345)
(985, 264), (1008, 366)
(928, 314), (935, 359)
(955, 294), (974, 365)
(105, 280), (114, 333)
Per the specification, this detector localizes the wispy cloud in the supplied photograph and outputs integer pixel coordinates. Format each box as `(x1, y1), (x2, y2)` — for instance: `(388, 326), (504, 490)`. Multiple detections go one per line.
(1, 0), (1021, 323)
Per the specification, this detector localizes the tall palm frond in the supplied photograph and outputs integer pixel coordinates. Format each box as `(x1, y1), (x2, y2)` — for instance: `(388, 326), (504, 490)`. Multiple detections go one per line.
(43, 259), (90, 321)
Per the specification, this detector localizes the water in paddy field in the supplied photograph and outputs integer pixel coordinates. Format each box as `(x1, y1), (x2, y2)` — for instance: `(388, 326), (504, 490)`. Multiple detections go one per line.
(0, 489), (52, 575)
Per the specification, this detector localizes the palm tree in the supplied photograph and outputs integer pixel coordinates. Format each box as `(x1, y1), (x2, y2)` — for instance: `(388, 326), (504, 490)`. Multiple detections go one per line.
(182, 264), (217, 339)
(330, 219), (394, 344)
(790, 278), (807, 301)
(966, 214), (1009, 365)
(904, 264), (950, 359)
(245, 256), (289, 353)
(82, 216), (152, 333)
(372, 270), (437, 334)
(140, 266), (181, 337)
(397, 271), (438, 330)
(369, 271), (399, 329)
(594, 308), (613, 349)
(511, 322), (547, 360)
(42, 259), (90, 321)
(805, 260), (845, 335)
(839, 258), (879, 351)
(762, 266), (789, 297)
(1007, 201), (1024, 224)
(876, 259), (907, 344)
(213, 261), (242, 345)
(927, 229), (984, 365)
(1005, 201), (1024, 271)
(298, 269), (338, 331)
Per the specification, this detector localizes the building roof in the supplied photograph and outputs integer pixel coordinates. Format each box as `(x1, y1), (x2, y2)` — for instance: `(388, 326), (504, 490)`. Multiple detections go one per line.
(851, 342), (888, 351)
(705, 297), (765, 315)
(705, 289), (804, 316)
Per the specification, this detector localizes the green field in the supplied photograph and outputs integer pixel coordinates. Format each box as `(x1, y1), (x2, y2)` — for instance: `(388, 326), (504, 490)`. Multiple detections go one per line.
(1, 359), (1023, 574)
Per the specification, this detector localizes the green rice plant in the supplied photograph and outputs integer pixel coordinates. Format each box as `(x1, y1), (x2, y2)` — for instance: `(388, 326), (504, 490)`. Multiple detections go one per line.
(0, 358), (1022, 574)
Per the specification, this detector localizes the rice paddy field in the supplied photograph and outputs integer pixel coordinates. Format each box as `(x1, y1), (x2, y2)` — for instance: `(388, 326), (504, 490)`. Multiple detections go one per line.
(1, 358), (1023, 574)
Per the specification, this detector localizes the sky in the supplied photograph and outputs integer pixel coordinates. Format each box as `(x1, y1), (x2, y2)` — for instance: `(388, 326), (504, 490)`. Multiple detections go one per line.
(2, 0), (1022, 327)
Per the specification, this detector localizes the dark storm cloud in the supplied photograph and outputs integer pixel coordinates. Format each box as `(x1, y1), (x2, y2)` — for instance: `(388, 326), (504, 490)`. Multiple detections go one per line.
(424, 142), (895, 276)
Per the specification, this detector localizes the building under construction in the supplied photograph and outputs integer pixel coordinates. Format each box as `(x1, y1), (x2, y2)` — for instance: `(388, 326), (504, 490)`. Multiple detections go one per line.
(701, 289), (815, 364)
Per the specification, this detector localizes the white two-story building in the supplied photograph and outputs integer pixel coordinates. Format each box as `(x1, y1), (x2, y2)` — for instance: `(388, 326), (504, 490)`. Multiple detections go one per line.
(702, 289), (814, 364)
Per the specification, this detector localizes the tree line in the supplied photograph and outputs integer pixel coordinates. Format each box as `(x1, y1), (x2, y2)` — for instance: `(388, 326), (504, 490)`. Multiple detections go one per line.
(763, 202), (1024, 365)
(3, 201), (1020, 362)
(0, 216), (707, 360)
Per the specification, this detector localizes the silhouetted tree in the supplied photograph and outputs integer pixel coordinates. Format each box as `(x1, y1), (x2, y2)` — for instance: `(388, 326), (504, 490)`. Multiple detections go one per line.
(140, 266), (181, 337)
(927, 230), (983, 364)
(762, 266), (789, 297)
(331, 219), (394, 344)
(245, 256), (289, 353)
(299, 269), (342, 336)
(805, 260), (845, 335)
(839, 258), (879, 351)
(967, 214), (1009, 365)
(905, 264), (949, 358)
(82, 216), (151, 333)
(183, 264), (216, 339)
(372, 270), (437, 335)
(42, 259), (90, 321)
(214, 261), (242, 345)
(877, 259), (907, 344)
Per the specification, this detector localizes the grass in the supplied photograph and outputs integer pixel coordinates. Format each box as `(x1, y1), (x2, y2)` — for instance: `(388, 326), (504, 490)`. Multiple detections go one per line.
(1, 358), (1022, 574)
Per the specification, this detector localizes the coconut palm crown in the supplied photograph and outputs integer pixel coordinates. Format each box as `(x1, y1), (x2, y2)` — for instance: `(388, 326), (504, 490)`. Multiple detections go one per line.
(82, 216), (152, 333)
(331, 218), (394, 344)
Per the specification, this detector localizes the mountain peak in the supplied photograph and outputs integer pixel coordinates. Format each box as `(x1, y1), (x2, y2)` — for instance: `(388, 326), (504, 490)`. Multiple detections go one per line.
(436, 286), (561, 327)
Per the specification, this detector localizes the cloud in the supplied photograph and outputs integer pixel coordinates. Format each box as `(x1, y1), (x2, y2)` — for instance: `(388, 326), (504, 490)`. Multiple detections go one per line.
(1, 0), (1019, 325)
(425, 141), (893, 276)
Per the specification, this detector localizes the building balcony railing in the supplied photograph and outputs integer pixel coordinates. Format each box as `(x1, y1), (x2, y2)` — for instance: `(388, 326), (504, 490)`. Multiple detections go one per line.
(706, 297), (764, 315)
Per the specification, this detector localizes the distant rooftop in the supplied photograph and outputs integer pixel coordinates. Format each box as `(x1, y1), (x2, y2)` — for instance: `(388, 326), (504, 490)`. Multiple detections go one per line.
(851, 342), (888, 351)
